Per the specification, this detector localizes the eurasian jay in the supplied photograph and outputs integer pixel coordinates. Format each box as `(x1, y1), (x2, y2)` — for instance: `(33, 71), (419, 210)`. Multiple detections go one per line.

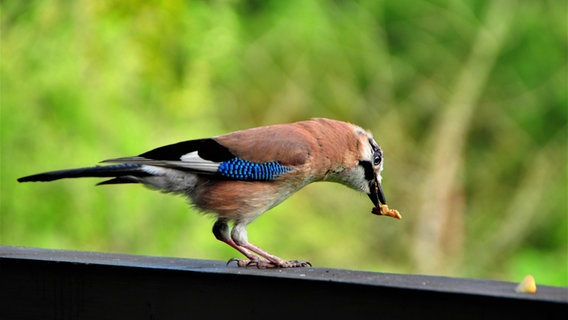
(18, 118), (398, 268)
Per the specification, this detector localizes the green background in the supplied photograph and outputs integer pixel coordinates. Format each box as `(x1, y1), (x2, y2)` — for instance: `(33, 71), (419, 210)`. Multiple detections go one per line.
(1, 0), (566, 286)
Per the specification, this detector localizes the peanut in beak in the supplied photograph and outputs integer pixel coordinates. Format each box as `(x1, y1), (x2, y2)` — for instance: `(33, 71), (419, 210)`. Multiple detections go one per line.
(372, 204), (402, 220)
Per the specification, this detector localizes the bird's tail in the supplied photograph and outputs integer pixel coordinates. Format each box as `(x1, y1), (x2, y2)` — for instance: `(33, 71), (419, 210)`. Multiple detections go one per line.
(17, 163), (149, 185)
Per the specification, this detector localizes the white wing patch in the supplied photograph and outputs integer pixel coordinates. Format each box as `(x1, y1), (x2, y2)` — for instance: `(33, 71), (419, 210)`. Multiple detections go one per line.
(180, 151), (200, 162)
(180, 151), (220, 172)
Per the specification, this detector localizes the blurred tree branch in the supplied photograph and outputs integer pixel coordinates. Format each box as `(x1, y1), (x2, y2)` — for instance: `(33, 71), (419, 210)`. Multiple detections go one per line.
(413, 0), (516, 274)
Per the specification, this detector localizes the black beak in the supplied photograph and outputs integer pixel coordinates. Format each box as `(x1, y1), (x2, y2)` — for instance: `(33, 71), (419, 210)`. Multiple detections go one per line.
(368, 176), (387, 207)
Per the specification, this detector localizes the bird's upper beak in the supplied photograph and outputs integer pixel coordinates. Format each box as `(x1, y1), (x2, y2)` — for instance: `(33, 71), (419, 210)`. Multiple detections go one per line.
(368, 175), (386, 207)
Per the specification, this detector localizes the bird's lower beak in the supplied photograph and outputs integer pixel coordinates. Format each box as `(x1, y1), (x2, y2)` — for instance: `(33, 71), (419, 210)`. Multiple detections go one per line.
(368, 176), (386, 207)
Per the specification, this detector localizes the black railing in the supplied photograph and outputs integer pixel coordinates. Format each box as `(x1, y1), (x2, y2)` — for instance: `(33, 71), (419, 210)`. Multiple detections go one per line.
(1, 246), (566, 319)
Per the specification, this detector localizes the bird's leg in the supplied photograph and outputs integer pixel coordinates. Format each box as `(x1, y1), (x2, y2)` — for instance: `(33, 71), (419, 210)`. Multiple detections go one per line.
(212, 219), (265, 265)
(229, 223), (311, 268)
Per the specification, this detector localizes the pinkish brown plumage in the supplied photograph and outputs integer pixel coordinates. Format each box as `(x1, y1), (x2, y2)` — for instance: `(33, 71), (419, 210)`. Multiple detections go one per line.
(18, 118), (392, 268)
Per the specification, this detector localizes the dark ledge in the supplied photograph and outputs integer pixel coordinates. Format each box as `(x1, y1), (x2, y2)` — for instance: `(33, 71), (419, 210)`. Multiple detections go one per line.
(1, 246), (566, 319)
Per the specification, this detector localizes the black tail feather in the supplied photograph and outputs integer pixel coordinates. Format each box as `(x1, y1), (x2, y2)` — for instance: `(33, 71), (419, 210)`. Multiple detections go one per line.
(17, 164), (146, 183)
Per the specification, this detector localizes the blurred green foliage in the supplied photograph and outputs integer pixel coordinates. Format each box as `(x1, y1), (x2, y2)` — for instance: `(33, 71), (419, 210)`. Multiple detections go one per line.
(1, 0), (566, 286)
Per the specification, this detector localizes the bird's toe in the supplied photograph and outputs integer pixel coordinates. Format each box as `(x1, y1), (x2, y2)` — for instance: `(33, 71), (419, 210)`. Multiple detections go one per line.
(227, 258), (274, 268)
(283, 260), (312, 268)
(227, 258), (311, 268)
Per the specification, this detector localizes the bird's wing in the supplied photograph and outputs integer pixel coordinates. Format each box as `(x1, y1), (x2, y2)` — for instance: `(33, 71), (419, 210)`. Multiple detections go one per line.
(102, 129), (312, 181)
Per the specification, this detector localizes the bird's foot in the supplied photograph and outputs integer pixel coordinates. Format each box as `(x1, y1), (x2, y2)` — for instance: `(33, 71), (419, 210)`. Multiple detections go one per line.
(227, 258), (271, 268)
(281, 260), (312, 268)
(227, 258), (311, 269)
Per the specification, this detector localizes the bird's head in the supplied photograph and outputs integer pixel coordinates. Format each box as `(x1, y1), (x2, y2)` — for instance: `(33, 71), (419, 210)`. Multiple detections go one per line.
(341, 125), (400, 219)
(316, 120), (387, 210)
(352, 128), (387, 208)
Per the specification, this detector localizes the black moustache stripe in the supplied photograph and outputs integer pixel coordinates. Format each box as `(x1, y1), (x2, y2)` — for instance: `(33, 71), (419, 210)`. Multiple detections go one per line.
(358, 160), (375, 181)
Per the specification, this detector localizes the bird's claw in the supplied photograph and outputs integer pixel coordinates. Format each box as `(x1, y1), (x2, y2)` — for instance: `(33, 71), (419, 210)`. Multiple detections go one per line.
(227, 258), (311, 268)
(226, 257), (257, 267)
(227, 258), (276, 268)
(288, 260), (312, 267)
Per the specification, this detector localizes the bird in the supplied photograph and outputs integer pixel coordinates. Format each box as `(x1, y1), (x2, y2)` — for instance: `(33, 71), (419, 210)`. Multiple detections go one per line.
(18, 118), (397, 268)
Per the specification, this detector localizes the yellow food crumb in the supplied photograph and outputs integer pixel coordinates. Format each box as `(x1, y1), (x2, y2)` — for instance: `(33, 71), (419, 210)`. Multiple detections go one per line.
(372, 204), (402, 220)
(515, 275), (537, 293)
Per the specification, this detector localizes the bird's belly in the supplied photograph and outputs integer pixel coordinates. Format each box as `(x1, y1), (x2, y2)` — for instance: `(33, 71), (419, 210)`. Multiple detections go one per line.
(189, 179), (300, 222)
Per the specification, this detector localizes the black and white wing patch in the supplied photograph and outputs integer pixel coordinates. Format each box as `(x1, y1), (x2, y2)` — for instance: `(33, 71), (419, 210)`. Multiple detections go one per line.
(103, 138), (292, 181)
(139, 139), (234, 162)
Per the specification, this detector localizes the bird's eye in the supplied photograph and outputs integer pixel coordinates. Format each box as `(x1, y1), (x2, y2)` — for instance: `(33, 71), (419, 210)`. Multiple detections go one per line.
(373, 153), (382, 166)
